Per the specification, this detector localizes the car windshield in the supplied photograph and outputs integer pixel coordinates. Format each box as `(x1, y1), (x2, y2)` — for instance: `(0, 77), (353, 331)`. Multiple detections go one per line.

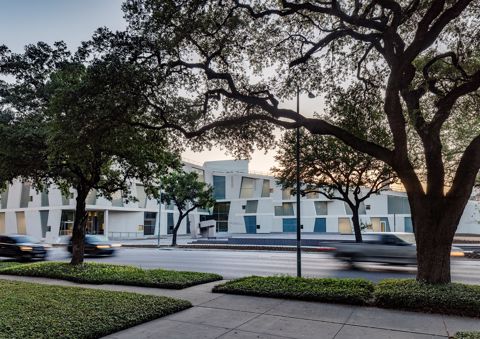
(12, 235), (39, 244)
(86, 235), (107, 243)
(395, 234), (416, 244)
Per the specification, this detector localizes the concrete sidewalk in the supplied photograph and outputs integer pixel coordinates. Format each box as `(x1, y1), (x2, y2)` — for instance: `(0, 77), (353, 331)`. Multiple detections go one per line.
(1, 274), (479, 339)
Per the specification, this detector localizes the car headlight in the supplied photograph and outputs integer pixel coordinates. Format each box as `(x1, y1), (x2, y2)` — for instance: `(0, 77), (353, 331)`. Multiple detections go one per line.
(450, 251), (465, 257)
(19, 246), (33, 251)
(96, 245), (110, 249)
(110, 243), (122, 248)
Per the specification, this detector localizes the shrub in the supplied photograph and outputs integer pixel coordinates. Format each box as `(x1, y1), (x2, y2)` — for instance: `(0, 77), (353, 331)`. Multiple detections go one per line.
(213, 276), (374, 305)
(374, 279), (480, 317)
(453, 332), (480, 339)
(0, 261), (222, 289)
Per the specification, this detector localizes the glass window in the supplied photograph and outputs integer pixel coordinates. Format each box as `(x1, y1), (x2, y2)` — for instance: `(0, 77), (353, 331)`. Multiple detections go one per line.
(86, 189), (97, 205)
(167, 213), (174, 234)
(274, 203), (294, 216)
(40, 210), (49, 238)
(212, 202), (230, 232)
(111, 190), (124, 207)
(239, 177), (256, 199)
(245, 200), (258, 213)
(191, 167), (205, 182)
(60, 210), (75, 236)
(282, 188), (292, 200)
(344, 203), (353, 215)
(314, 201), (328, 215)
(0, 185), (8, 209)
(261, 179), (270, 197)
(20, 183), (31, 208)
(40, 188), (49, 207)
(144, 212), (157, 235)
(136, 184), (147, 208)
(213, 176), (226, 199)
(387, 196), (411, 214)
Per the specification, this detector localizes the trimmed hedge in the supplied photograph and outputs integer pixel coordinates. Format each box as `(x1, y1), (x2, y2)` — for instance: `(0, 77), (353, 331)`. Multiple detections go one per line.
(374, 279), (480, 317)
(0, 261), (222, 289)
(0, 279), (191, 339)
(453, 332), (480, 339)
(213, 275), (374, 305)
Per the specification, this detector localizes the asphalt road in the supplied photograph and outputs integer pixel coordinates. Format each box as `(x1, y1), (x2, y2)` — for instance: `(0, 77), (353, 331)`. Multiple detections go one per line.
(43, 247), (480, 284)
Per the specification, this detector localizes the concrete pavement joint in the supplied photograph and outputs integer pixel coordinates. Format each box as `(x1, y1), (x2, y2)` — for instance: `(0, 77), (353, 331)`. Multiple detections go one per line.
(332, 305), (356, 339)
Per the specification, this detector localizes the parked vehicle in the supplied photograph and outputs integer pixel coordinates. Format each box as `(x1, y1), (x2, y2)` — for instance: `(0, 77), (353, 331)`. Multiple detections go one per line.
(0, 234), (48, 261)
(67, 235), (121, 256)
(333, 232), (464, 266)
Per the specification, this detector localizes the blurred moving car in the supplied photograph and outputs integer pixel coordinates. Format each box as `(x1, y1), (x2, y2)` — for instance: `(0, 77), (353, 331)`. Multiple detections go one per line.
(333, 232), (464, 266)
(0, 234), (48, 261)
(67, 235), (121, 256)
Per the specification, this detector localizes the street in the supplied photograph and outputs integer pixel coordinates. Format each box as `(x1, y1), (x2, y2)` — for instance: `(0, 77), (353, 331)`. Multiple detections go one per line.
(44, 247), (480, 284)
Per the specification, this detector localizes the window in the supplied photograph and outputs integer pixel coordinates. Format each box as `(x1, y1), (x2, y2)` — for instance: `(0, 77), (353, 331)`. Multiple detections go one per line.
(213, 176), (226, 199)
(111, 190), (124, 207)
(274, 202), (294, 216)
(282, 188), (292, 200)
(40, 210), (49, 238)
(314, 201), (328, 215)
(166, 202), (175, 210)
(212, 202), (230, 232)
(261, 179), (270, 197)
(387, 196), (411, 214)
(20, 183), (31, 208)
(366, 204), (371, 210)
(144, 212), (157, 235)
(167, 213), (174, 234)
(0, 186), (8, 209)
(239, 177), (256, 199)
(86, 189), (97, 205)
(29, 196), (33, 202)
(245, 200), (258, 213)
(40, 188), (49, 207)
(191, 167), (205, 182)
(60, 211), (75, 236)
(136, 184), (147, 208)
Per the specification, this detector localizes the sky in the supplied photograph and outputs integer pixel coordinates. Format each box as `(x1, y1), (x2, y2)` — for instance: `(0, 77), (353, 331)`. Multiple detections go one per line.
(0, 0), (324, 173)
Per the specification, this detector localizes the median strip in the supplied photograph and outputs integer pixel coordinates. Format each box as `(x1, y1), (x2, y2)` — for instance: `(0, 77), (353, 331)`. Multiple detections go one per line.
(0, 261), (222, 289)
(0, 279), (191, 339)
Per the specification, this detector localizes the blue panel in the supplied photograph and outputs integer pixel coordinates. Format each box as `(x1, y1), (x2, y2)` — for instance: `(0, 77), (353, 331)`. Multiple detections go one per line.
(244, 216), (257, 234)
(213, 176), (226, 199)
(283, 218), (297, 232)
(404, 217), (413, 233)
(314, 218), (326, 232)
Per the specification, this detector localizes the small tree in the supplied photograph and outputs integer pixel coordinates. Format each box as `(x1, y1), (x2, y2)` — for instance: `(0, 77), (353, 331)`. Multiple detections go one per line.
(274, 88), (397, 242)
(160, 170), (215, 246)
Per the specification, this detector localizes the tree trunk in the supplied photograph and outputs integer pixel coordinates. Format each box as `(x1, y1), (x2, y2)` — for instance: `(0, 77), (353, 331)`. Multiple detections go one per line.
(351, 209), (363, 243)
(171, 215), (184, 247)
(70, 186), (89, 265)
(410, 196), (460, 284)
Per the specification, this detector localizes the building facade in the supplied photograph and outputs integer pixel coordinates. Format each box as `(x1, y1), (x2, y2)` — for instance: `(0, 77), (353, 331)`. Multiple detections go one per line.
(1, 159), (479, 242)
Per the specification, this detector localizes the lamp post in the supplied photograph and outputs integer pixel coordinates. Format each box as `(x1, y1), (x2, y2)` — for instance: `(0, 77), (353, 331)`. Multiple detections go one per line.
(296, 87), (315, 278)
(157, 195), (162, 247)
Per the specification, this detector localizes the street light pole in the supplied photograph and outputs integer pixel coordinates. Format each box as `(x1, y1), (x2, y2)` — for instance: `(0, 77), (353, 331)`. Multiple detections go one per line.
(296, 87), (302, 278)
(157, 197), (162, 247)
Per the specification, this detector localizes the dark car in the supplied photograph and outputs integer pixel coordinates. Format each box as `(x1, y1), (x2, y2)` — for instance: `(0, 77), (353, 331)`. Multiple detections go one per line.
(333, 232), (464, 266)
(0, 234), (48, 261)
(67, 235), (121, 256)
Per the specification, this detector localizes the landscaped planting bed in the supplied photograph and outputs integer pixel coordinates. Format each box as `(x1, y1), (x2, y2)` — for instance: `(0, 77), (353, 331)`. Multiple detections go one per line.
(213, 276), (374, 305)
(453, 332), (480, 339)
(214, 276), (480, 317)
(374, 279), (480, 317)
(0, 279), (191, 339)
(0, 261), (222, 289)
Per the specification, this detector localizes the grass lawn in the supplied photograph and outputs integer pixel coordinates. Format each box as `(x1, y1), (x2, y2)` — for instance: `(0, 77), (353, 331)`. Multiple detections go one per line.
(0, 279), (191, 339)
(213, 276), (374, 305)
(0, 261), (222, 289)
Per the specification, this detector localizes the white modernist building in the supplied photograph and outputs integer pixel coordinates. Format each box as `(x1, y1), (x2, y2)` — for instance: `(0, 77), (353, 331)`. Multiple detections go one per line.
(0, 159), (479, 242)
